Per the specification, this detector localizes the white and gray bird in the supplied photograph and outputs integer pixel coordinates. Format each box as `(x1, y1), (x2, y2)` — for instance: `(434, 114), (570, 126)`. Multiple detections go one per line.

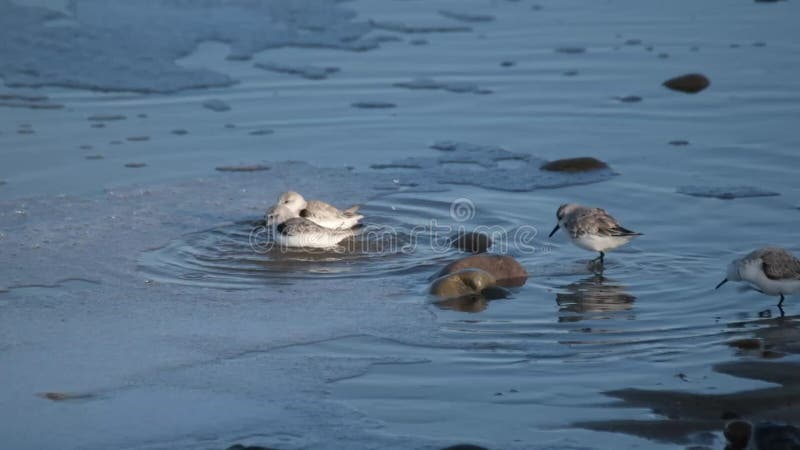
(548, 203), (642, 264)
(266, 204), (361, 249)
(276, 191), (363, 229)
(716, 246), (800, 309)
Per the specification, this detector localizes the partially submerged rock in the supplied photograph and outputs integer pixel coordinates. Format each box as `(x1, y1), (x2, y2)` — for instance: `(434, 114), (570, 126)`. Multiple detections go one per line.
(540, 157), (610, 173)
(724, 420), (752, 450)
(662, 73), (710, 94)
(450, 231), (492, 253)
(434, 254), (527, 286)
(430, 268), (497, 299)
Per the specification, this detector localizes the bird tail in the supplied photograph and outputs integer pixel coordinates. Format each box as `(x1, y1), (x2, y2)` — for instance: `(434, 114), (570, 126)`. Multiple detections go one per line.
(344, 205), (360, 215)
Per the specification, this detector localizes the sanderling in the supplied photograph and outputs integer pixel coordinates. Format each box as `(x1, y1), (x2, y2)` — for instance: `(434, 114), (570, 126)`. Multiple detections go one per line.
(266, 204), (361, 249)
(276, 191), (363, 229)
(548, 203), (642, 264)
(716, 246), (800, 308)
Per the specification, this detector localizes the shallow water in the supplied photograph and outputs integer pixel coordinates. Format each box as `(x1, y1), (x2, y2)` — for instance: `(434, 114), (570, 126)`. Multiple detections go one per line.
(2, 0), (800, 449)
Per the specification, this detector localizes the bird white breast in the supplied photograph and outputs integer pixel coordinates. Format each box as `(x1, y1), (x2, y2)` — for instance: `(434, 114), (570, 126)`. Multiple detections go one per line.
(275, 231), (349, 249)
(571, 233), (633, 252)
(740, 260), (800, 296)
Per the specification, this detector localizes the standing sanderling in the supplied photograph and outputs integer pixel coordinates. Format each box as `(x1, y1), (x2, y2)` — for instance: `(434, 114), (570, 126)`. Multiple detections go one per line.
(276, 191), (363, 229)
(715, 246), (800, 309)
(266, 204), (362, 249)
(548, 203), (642, 265)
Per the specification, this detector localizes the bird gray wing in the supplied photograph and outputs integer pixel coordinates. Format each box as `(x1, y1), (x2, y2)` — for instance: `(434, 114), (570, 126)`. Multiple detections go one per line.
(304, 200), (347, 219)
(279, 218), (327, 236)
(761, 248), (800, 280)
(569, 208), (640, 237)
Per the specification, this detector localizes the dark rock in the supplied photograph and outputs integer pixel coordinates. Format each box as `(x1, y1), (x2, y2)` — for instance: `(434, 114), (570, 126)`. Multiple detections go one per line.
(451, 231), (492, 253)
(662, 73), (710, 94)
(434, 254), (527, 286)
(540, 157), (610, 173)
(430, 268), (497, 299)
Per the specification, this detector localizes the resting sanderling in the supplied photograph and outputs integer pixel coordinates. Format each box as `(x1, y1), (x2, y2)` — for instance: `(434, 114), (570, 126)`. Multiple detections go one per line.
(276, 191), (363, 229)
(266, 204), (361, 249)
(716, 246), (800, 309)
(548, 203), (642, 265)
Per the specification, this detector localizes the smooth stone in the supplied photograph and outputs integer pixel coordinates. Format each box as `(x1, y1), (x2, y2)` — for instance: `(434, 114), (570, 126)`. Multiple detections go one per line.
(434, 254), (528, 287)
(430, 268), (497, 299)
(662, 73), (710, 94)
(725, 420), (752, 450)
(540, 157), (609, 173)
(451, 231), (492, 253)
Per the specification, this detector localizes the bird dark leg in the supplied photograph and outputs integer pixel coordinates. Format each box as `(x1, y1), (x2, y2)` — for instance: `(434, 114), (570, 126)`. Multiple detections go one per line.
(778, 294), (785, 308)
(599, 251), (605, 265)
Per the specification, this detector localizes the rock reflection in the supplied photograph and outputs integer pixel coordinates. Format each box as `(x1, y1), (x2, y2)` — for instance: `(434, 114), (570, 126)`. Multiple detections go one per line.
(727, 314), (800, 358)
(556, 275), (635, 322)
(576, 315), (800, 445)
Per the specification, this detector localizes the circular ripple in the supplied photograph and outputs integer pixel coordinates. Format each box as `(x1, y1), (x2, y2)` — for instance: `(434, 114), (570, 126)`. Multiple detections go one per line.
(138, 197), (518, 289)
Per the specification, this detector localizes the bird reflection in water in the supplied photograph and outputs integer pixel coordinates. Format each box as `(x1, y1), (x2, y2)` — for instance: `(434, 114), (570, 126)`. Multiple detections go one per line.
(556, 274), (636, 322)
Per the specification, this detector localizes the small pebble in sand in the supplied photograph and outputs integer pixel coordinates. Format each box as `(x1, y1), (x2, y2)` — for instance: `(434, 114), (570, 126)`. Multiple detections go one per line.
(669, 140), (690, 146)
(351, 101), (396, 109)
(663, 73), (710, 94)
(249, 129), (274, 136)
(616, 95), (642, 103)
(541, 157), (610, 172)
(555, 47), (586, 54)
(215, 164), (270, 172)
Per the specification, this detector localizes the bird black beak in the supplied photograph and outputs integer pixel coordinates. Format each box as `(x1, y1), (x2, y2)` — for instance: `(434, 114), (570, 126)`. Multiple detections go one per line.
(548, 224), (560, 238)
(715, 278), (728, 290)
